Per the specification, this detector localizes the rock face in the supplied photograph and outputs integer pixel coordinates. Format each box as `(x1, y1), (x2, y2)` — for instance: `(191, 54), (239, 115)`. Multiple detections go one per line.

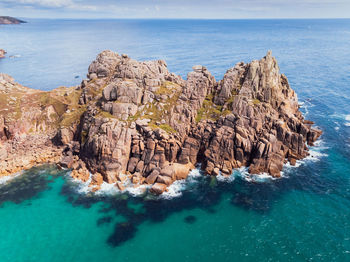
(0, 50), (322, 194)
(0, 16), (26, 25)
(0, 73), (83, 176)
(0, 49), (6, 58)
(58, 50), (321, 194)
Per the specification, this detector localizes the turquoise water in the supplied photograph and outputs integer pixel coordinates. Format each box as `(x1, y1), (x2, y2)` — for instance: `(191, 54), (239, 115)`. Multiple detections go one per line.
(0, 19), (350, 261)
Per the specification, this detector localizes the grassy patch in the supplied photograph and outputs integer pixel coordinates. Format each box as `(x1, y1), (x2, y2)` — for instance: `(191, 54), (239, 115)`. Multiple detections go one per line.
(96, 110), (116, 119)
(38, 92), (67, 116)
(252, 98), (260, 105)
(155, 82), (175, 96)
(127, 82), (182, 134)
(159, 124), (176, 133)
(195, 93), (224, 123)
(59, 106), (86, 127)
(148, 123), (177, 134)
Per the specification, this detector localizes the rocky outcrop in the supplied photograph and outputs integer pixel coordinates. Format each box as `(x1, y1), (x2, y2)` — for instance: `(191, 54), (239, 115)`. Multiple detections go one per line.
(57, 50), (321, 194)
(0, 73), (82, 177)
(0, 49), (6, 58)
(0, 135), (62, 176)
(0, 50), (322, 195)
(0, 16), (26, 25)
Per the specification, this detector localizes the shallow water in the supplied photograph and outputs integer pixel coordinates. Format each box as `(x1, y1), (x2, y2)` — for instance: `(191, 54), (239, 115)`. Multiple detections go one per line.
(0, 19), (350, 261)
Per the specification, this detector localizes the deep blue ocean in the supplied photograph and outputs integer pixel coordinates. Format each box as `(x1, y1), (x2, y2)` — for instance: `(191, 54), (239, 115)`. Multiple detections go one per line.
(0, 19), (350, 262)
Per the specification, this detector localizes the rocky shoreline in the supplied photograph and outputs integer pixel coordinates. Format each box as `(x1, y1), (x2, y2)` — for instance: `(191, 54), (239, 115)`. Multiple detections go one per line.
(0, 49), (6, 58)
(0, 51), (322, 194)
(0, 134), (62, 177)
(0, 16), (26, 25)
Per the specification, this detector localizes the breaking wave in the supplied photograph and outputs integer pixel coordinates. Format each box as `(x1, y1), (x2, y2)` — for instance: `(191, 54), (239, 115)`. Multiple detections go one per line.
(299, 99), (314, 118)
(160, 168), (202, 199)
(235, 167), (280, 183)
(0, 171), (22, 186)
(330, 114), (350, 127)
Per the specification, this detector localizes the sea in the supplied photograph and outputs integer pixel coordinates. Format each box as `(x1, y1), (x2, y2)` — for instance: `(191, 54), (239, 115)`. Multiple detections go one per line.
(0, 19), (350, 262)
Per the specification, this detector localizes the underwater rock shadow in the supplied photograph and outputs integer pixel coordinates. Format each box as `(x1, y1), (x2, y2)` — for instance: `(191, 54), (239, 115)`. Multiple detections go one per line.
(184, 215), (197, 224)
(97, 216), (113, 226)
(0, 165), (63, 207)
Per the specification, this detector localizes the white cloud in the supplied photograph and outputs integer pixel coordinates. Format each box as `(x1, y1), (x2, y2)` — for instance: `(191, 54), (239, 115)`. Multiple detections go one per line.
(1, 0), (97, 10)
(4, 0), (74, 8)
(1, 0), (350, 18)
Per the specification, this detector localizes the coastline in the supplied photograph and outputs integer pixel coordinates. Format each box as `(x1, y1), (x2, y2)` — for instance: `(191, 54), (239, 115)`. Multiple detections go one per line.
(63, 137), (327, 198)
(0, 50), (322, 195)
(0, 134), (63, 178)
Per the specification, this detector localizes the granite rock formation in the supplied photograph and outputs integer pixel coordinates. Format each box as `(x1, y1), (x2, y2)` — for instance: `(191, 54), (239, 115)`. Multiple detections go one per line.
(0, 50), (322, 194)
(0, 73), (83, 176)
(58, 50), (321, 194)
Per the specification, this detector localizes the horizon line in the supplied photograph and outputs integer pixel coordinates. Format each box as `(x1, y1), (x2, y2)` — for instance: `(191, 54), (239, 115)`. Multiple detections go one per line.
(14, 17), (350, 20)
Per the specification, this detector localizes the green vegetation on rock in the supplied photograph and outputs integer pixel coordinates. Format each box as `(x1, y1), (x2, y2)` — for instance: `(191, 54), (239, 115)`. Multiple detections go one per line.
(96, 110), (116, 119)
(196, 93), (226, 123)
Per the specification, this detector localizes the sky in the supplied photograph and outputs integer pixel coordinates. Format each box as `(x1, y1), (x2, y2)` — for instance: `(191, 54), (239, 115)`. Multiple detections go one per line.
(0, 0), (349, 19)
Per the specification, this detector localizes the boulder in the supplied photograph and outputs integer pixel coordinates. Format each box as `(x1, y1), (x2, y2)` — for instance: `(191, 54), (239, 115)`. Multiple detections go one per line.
(157, 175), (173, 186)
(145, 169), (159, 184)
(116, 182), (125, 191)
(150, 183), (168, 195)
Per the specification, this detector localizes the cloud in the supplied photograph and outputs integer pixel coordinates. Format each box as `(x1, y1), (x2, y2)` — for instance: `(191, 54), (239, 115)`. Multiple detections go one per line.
(1, 0), (350, 18)
(1, 0), (97, 10)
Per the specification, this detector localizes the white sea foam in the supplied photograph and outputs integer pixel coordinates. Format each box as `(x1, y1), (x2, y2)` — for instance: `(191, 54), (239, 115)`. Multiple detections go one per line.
(217, 173), (235, 182)
(160, 167), (202, 199)
(0, 171), (22, 185)
(282, 139), (328, 176)
(125, 183), (150, 197)
(186, 168), (202, 181)
(67, 170), (153, 197)
(299, 99), (313, 117)
(344, 114), (350, 127)
(235, 167), (279, 183)
(68, 138), (329, 198)
(331, 114), (350, 127)
(94, 181), (120, 196)
(72, 174), (93, 194)
(305, 149), (328, 161)
(306, 139), (328, 161)
(160, 180), (187, 199)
